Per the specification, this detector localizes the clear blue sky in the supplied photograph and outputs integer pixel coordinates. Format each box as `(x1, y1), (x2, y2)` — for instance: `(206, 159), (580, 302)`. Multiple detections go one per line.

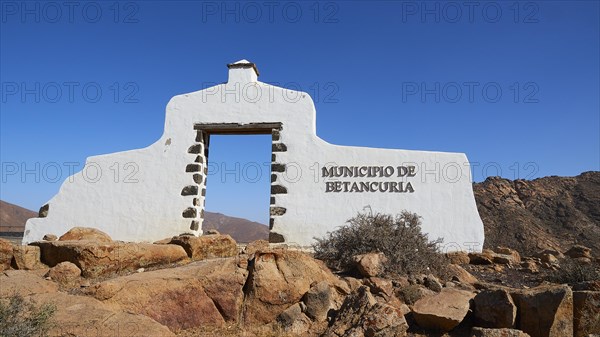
(1, 1), (599, 225)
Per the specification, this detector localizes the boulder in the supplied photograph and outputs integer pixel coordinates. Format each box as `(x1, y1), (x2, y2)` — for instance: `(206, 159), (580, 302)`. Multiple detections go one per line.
(424, 274), (443, 292)
(0, 238), (14, 271)
(447, 251), (470, 264)
(469, 250), (495, 265)
(43, 234), (58, 241)
(540, 254), (558, 264)
(45, 261), (81, 284)
(303, 281), (333, 322)
(365, 277), (394, 299)
(573, 291), (600, 337)
(473, 289), (517, 328)
(276, 303), (312, 334)
(58, 227), (112, 243)
(32, 240), (188, 278)
(0, 269), (58, 297)
(85, 257), (247, 330)
(565, 245), (592, 259)
(29, 292), (174, 337)
(520, 261), (539, 274)
(244, 239), (270, 256)
(243, 249), (345, 325)
(446, 264), (479, 284)
(471, 327), (531, 337)
(169, 234), (237, 260)
(511, 285), (573, 337)
(11, 245), (45, 270)
(495, 247), (521, 264)
(412, 288), (476, 332)
(397, 284), (436, 305)
(353, 252), (387, 278)
(324, 286), (408, 337)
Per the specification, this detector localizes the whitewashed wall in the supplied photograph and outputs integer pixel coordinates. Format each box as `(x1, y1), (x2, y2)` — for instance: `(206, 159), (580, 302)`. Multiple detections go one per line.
(23, 60), (485, 252)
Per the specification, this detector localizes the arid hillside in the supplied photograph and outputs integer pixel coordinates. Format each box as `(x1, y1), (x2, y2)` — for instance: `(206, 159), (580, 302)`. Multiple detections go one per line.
(474, 171), (600, 256)
(0, 200), (37, 233)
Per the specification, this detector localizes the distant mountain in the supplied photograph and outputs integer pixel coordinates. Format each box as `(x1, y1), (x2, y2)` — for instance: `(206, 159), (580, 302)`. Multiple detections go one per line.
(203, 211), (269, 243)
(0, 200), (268, 243)
(474, 171), (600, 256)
(0, 200), (37, 233)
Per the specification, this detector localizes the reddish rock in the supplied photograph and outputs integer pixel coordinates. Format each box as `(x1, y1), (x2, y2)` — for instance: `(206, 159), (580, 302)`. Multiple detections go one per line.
(511, 285), (573, 337)
(0, 238), (14, 271)
(473, 289), (517, 328)
(573, 291), (600, 337)
(244, 239), (269, 256)
(58, 227), (112, 243)
(32, 240), (188, 278)
(0, 269), (58, 297)
(495, 247), (521, 264)
(303, 281), (333, 322)
(471, 327), (531, 337)
(469, 250), (495, 265)
(30, 292), (174, 336)
(447, 251), (470, 264)
(46, 261), (81, 284)
(243, 249), (345, 325)
(169, 234), (237, 261)
(353, 252), (387, 278)
(324, 286), (408, 337)
(446, 264), (479, 284)
(565, 245), (592, 259)
(412, 288), (475, 332)
(85, 258), (247, 330)
(11, 245), (45, 270)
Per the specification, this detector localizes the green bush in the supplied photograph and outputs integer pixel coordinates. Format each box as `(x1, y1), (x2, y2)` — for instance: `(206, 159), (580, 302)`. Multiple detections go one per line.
(0, 293), (55, 337)
(313, 211), (448, 278)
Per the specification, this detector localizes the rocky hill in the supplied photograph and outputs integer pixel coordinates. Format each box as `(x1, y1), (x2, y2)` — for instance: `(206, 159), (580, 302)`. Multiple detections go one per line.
(0, 200), (37, 233)
(474, 171), (600, 256)
(202, 212), (268, 242)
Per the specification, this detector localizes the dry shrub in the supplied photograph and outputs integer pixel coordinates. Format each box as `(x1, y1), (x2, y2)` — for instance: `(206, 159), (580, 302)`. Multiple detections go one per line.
(547, 259), (600, 284)
(0, 293), (56, 337)
(313, 211), (448, 278)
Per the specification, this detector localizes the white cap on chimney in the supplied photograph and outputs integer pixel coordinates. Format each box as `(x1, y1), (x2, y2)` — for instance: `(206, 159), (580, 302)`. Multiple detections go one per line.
(227, 59), (259, 83)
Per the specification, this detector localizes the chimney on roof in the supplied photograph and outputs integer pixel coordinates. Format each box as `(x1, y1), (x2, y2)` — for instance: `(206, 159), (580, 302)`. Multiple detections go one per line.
(227, 59), (259, 83)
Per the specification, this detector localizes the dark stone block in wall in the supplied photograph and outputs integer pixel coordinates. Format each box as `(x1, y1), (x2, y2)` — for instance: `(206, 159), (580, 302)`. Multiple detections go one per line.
(39, 204), (49, 218)
(272, 129), (280, 141)
(269, 232), (285, 243)
(272, 163), (285, 172)
(269, 218), (274, 229)
(188, 144), (202, 154)
(271, 185), (287, 194)
(272, 143), (287, 152)
(193, 174), (203, 184)
(271, 174), (277, 183)
(195, 131), (204, 142)
(195, 156), (204, 163)
(272, 154), (276, 162)
(190, 220), (199, 231)
(270, 207), (286, 216)
(270, 197), (275, 205)
(201, 188), (206, 196)
(182, 207), (197, 218)
(181, 185), (198, 196)
(186, 164), (201, 172)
